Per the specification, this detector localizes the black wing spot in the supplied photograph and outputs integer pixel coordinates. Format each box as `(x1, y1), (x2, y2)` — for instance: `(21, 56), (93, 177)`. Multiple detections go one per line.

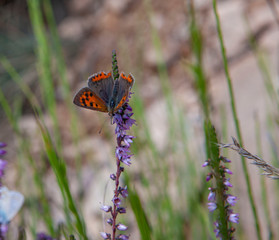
(82, 98), (86, 106)
(85, 93), (89, 97)
(90, 93), (93, 97)
(86, 98), (89, 101)
(90, 102), (93, 107)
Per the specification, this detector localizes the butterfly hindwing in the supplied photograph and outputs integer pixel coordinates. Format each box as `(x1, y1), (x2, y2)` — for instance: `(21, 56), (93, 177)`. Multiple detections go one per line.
(73, 87), (108, 112)
(0, 186), (24, 224)
(87, 71), (114, 105)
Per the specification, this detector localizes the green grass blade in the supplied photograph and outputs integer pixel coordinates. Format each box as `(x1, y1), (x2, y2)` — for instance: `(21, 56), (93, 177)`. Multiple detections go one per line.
(35, 117), (88, 240)
(212, 1), (262, 239)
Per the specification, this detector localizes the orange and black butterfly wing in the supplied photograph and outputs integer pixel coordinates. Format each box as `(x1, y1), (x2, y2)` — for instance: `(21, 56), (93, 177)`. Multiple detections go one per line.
(87, 71), (114, 105)
(113, 73), (135, 112)
(73, 87), (108, 112)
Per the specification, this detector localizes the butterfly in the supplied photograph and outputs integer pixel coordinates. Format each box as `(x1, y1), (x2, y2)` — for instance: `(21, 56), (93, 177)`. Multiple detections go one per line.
(73, 71), (134, 115)
(0, 186), (24, 224)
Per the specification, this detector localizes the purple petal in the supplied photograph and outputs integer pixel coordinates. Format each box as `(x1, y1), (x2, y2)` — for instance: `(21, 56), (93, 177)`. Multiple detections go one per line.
(0, 143), (6, 148)
(100, 205), (112, 212)
(207, 202), (217, 212)
(117, 234), (129, 240)
(224, 168), (233, 175)
(224, 178), (233, 187)
(0, 150), (6, 155)
(117, 223), (128, 231)
(227, 195), (238, 206)
(208, 189), (216, 202)
(107, 218), (113, 225)
(229, 213), (239, 223)
(202, 161), (209, 167)
(100, 232), (111, 239)
(112, 197), (121, 207)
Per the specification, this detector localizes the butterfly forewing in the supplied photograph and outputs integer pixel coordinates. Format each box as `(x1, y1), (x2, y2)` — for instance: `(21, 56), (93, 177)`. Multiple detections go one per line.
(87, 71), (114, 105)
(73, 87), (108, 112)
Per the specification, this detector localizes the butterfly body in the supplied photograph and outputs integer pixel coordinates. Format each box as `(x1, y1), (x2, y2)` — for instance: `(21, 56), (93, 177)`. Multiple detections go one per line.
(73, 71), (134, 115)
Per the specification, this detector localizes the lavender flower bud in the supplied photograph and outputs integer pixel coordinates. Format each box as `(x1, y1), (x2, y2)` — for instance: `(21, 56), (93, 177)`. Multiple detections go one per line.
(117, 223), (128, 231)
(100, 232), (111, 239)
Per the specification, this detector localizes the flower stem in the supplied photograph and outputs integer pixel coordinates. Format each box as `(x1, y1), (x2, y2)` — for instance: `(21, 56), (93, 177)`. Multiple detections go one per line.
(112, 158), (121, 240)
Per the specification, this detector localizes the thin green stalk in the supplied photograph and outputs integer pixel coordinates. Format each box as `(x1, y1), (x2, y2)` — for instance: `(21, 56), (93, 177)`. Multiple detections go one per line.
(212, 0), (262, 239)
(188, 0), (210, 119)
(27, 0), (62, 152)
(255, 116), (273, 239)
(42, 0), (82, 189)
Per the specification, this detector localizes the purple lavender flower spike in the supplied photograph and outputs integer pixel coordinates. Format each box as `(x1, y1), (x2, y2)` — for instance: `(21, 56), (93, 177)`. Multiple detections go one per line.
(205, 153), (239, 239)
(101, 51), (136, 240)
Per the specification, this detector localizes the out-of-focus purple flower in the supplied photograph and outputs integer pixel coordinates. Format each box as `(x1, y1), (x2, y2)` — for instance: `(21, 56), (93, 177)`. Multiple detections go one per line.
(227, 195), (237, 206)
(0, 143), (7, 183)
(116, 223), (128, 231)
(0, 224), (8, 236)
(119, 186), (128, 198)
(117, 207), (126, 214)
(202, 161), (209, 167)
(110, 174), (116, 180)
(229, 213), (239, 223)
(224, 178), (233, 187)
(101, 205), (112, 212)
(100, 232), (111, 239)
(0, 143), (6, 148)
(213, 222), (220, 238)
(0, 150), (6, 156)
(208, 202), (217, 212)
(224, 168), (233, 175)
(116, 234), (129, 240)
(112, 197), (121, 207)
(107, 218), (113, 225)
(208, 188), (216, 201)
(220, 156), (231, 163)
(0, 160), (7, 180)
(36, 232), (53, 240)
(206, 173), (213, 182)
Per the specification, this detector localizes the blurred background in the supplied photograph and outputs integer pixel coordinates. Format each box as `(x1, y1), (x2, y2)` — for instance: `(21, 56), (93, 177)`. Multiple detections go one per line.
(1, 0), (279, 239)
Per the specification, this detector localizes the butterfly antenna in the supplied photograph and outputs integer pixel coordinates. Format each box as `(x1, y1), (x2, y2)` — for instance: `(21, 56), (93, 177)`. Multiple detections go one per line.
(98, 117), (110, 134)
(112, 49), (119, 80)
